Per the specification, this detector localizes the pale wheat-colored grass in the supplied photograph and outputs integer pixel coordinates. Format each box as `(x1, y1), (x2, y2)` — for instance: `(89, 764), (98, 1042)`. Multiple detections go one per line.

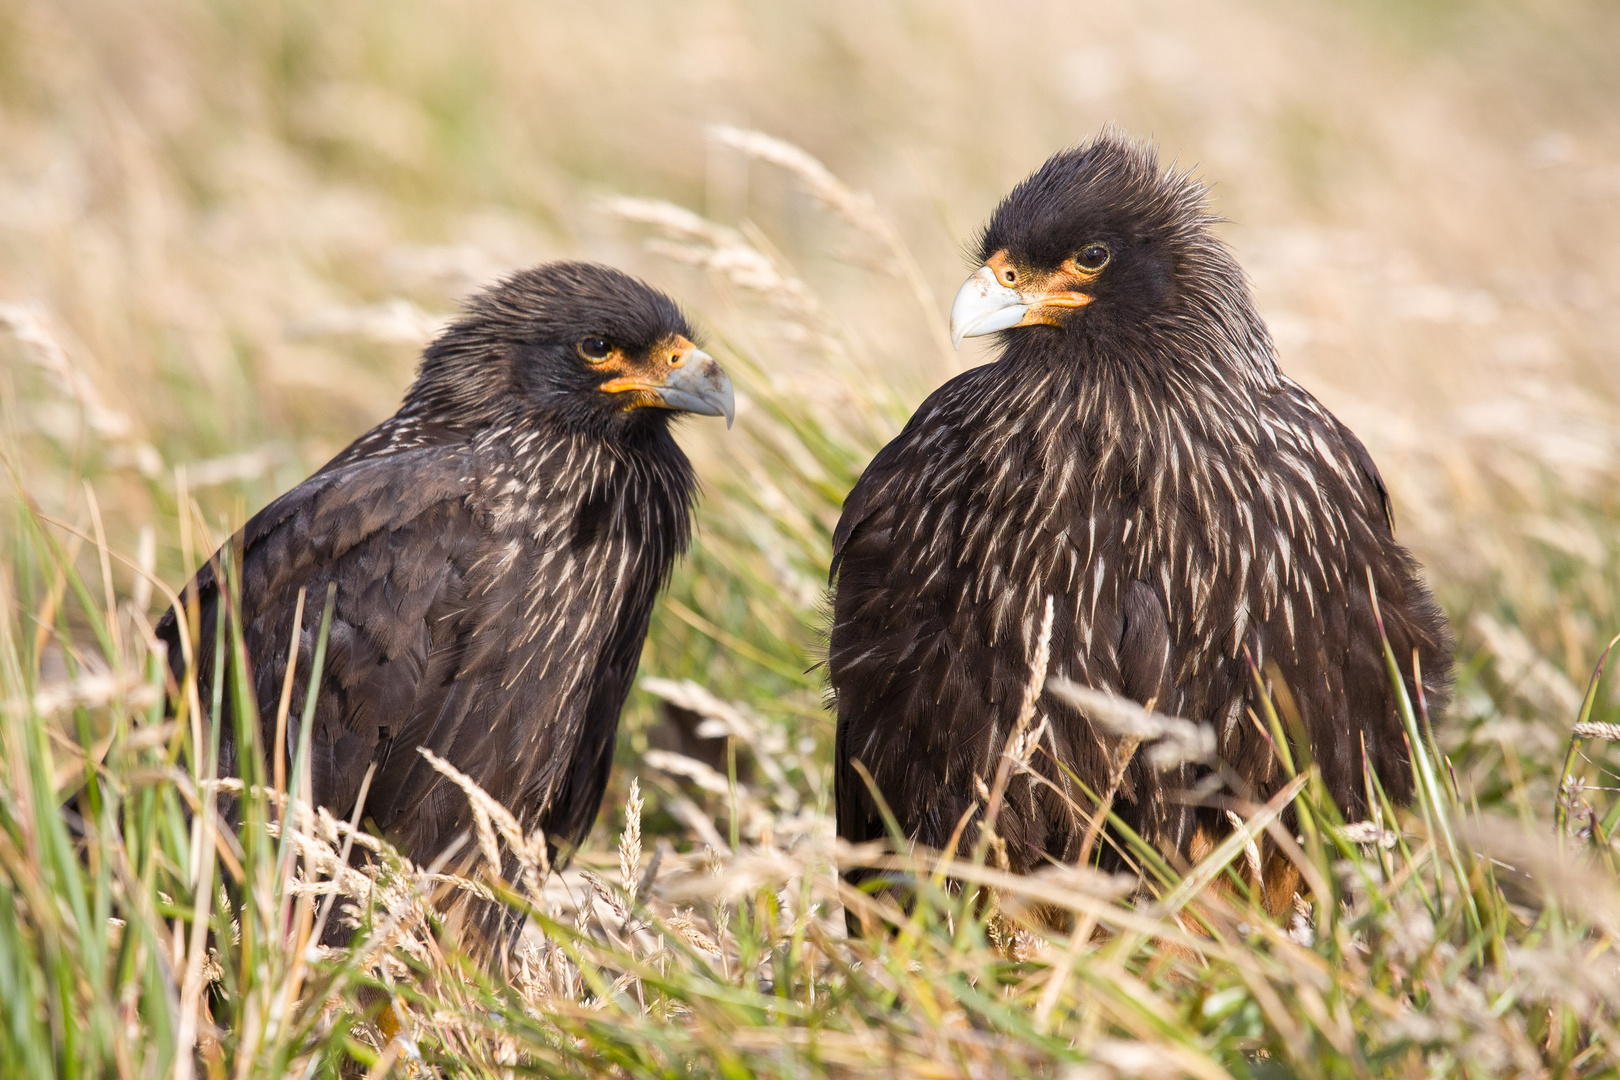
(2, 1), (1619, 1075)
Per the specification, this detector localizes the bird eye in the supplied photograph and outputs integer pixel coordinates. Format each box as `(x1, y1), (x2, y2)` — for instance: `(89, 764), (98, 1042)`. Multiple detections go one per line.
(1075, 244), (1110, 271)
(577, 337), (612, 361)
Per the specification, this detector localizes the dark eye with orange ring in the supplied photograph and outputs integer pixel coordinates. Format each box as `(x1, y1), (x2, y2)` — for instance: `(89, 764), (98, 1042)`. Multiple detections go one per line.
(577, 336), (611, 361)
(1075, 244), (1110, 271)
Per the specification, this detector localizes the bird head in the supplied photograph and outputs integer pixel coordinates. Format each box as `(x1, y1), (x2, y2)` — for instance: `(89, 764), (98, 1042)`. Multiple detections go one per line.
(410, 262), (734, 436)
(951, 130), (1246, 356)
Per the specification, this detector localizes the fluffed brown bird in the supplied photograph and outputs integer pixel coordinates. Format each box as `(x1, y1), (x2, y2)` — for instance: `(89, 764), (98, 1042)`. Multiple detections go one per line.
(157, 263), (732, 925)
(829, 132), (1452, 919)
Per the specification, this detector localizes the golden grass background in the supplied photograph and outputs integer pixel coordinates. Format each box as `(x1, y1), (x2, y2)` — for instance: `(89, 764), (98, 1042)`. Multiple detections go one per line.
(4, 2), (1620, 1075)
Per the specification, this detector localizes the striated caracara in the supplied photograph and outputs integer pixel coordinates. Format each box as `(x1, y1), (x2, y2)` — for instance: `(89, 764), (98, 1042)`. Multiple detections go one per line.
(157, 262), (732, 908)
(829, 133), (1453, 917)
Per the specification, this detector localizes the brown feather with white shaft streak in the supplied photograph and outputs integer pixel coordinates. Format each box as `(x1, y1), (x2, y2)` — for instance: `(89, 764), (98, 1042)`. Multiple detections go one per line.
(157, 263), (724, 940)
(830, 133), (1452, 909)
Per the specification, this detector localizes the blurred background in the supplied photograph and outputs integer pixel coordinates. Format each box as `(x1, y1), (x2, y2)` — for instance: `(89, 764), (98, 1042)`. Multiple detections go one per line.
(2, 0), (1618, 829)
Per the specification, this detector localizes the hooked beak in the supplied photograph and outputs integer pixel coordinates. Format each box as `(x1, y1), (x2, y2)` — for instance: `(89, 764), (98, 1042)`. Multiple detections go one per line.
(949, 265), (1028, 349)
(657, 347), (735, 427)
(948, 254), (1095, 349)
(600, 341), (736, 428)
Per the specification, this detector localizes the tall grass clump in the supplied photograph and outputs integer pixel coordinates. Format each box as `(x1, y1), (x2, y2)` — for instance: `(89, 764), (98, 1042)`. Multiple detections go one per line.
(0, 499), (345, 1077)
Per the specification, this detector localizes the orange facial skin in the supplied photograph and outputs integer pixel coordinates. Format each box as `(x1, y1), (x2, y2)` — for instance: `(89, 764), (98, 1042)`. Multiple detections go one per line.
(593, 334), (705, 411)
(985, 249), (1101, 328)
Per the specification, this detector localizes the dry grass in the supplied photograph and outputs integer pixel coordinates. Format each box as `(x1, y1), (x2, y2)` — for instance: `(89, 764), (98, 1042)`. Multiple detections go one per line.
(2, 0), (1619, 1076)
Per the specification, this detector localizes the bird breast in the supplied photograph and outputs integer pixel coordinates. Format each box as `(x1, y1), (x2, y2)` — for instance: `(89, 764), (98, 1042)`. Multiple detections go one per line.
(867, 365), (1376, 691)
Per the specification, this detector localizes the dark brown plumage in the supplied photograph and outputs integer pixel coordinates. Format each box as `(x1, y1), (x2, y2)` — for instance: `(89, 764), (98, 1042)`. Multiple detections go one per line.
(829, 133), (1453, 914)
(156, 262), (731, 907)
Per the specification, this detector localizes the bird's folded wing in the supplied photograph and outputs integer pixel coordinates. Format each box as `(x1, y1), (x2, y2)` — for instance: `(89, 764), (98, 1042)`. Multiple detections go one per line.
(156, 445), (483, 825)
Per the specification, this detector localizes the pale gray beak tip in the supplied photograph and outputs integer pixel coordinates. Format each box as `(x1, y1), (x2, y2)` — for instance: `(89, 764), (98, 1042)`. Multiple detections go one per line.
(658, 348), (735, 427)
(720, 379), (736, 429)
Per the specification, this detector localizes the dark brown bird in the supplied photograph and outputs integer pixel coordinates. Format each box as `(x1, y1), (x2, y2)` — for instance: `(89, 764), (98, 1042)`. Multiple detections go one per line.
(829, 133), (1452, 915)
(157, 262), (732, 891)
